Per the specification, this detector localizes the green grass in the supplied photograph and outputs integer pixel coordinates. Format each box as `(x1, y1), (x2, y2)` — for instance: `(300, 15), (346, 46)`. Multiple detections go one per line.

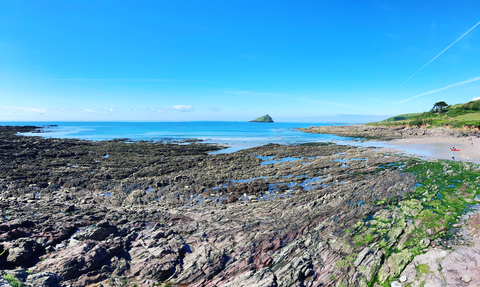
(367, 99), (480, 128)
(381, 113), (422, 122)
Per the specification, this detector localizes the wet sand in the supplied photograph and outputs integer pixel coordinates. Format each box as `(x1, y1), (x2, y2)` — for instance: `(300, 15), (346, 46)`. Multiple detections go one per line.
(382, 136), (480, 164)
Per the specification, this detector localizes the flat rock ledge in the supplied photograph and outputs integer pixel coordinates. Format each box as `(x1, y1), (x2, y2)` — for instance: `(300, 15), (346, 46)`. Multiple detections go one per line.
(299, 125), (480, 140)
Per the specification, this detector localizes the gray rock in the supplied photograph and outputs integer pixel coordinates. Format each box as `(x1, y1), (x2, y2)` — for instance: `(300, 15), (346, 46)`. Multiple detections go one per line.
(354, 247), (371, 266)
(0, 276), (11, 287)
(64, 205), (75, 213)
(6, 247), (29, 265)
(25, 272), (62, 287)
(71, 224), (116, 241)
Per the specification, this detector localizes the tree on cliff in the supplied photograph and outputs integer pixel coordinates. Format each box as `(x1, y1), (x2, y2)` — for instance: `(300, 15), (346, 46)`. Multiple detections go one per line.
(431, 101), (449, 113)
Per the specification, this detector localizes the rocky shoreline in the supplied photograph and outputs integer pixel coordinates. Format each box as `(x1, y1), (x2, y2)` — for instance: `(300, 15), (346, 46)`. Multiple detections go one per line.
(298, 125), (480, 140)
(1, 125), (480, 286)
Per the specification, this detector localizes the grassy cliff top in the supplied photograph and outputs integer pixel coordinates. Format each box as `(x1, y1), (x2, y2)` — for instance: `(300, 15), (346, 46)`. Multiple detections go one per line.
(367, 100), (480, 128)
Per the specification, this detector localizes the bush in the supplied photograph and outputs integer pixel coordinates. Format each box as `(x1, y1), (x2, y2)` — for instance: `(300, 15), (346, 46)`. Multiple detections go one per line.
(409, 118), (423, 127)
(461, 101), (480, 111)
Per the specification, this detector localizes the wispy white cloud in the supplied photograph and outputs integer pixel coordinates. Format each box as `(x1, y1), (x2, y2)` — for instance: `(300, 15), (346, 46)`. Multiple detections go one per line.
(102, 107), (114, 112)
(2, 106), (48, 114)
(401, 20), (480, 86)
(172, 105), (194, 112)
(83, 109), (95, 113)
(399, 75), (480, 103)
(208, 106), (220, 112)
(472, 96), (480, 101)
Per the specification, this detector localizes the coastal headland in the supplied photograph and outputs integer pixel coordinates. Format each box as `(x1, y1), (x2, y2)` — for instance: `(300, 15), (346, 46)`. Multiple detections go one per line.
(298, 124), (480, 140)
(1, 125), (480, 286)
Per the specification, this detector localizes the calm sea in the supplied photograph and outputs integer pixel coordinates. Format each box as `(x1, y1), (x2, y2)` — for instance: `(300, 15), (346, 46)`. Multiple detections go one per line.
(2, 121), (355, 153)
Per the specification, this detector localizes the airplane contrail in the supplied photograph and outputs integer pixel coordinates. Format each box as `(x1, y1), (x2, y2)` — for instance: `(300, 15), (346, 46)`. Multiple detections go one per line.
(401, 20), (480, 86)
(399, 75), (480, 103)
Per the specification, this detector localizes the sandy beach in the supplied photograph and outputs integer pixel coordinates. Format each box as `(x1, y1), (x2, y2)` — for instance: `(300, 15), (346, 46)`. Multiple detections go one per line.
(383, 136), (480, 164)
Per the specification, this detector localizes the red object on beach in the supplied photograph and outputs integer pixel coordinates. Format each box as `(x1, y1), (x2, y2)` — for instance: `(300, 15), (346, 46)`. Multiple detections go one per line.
(450, 149), (461, 151)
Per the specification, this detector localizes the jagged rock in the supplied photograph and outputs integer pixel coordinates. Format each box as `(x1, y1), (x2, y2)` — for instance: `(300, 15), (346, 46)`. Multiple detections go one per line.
(300, 125), (480, 140)
(0, 125), (431, 286)
(377, 250), (414, 284)
(128, 229), (186, 282)
(64, 205), (75, 213)
(354, 247), (371, 266)
(30, 240), (122, 282)
(0, 276), (11, 287)
(357, 249), (384, 283)
(25, 272), (62, 287)
(70, 222), (117, 242)
(5, 238), (41, 266)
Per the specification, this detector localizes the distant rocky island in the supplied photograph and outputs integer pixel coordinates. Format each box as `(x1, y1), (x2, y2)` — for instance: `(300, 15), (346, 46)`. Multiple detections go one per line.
(250, 114), (274, 123)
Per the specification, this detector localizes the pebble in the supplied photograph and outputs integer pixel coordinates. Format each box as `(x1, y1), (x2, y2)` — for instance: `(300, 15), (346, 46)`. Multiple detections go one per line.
(461, 274), (471, 283)
(399, 276), (407, 282)
(390, 281), (402, 287)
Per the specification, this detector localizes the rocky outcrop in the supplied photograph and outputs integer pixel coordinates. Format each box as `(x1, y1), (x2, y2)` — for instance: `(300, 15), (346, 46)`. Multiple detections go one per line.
(299, 124), (480, 140)
(250, 114), (274, 123)
(1, 125), (480, 286)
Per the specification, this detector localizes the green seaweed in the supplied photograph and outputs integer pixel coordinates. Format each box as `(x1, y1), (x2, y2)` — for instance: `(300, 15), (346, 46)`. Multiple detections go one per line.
(348, 159), (480, 286)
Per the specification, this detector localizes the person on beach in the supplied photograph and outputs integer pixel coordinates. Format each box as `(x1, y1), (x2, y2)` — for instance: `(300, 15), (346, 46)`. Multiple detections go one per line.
(452, 153), (455, 160)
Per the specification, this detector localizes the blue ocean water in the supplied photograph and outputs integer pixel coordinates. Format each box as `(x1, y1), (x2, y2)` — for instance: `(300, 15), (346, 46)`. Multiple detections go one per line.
(2, 121), (354, 153)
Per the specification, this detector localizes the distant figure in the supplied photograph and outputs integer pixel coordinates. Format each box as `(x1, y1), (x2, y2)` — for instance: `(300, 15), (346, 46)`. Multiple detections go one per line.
(452, 154), (455, 160)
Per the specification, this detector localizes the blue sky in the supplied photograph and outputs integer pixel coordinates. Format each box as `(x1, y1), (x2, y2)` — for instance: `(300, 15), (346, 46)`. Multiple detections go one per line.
(1, 0), (479, 122)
